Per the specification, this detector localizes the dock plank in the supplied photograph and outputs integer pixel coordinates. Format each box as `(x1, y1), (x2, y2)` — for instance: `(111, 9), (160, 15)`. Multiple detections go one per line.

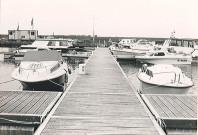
(0, 92), (26, 113)
(0, 91), (61, 124)
(142, 94), (197, 129)
(40, 48), (161, 135)
(174, 96), (196, 118)
(10, 92), (41, 113)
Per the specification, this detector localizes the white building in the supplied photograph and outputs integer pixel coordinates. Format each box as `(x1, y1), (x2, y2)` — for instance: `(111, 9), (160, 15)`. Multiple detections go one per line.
(8, 30), (38, 40)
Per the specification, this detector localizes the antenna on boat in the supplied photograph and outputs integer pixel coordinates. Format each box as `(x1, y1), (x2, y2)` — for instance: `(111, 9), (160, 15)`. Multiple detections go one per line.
(31, 17), (34, 30)
(170, 30), (175, 38)
(90, 14), (97, 45)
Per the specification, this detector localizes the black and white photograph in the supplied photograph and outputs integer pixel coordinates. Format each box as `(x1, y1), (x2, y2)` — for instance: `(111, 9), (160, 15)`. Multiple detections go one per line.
(0, 0), (197, 134)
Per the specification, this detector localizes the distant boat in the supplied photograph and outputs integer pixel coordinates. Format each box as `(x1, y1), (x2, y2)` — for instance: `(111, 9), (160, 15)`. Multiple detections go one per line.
(110, 39), (155, 60)
(138, 64), (193, 88)
(159, 38), (198, 59)
(135, 50), (192, 65)
(12, 50), (71, 91)
(110, 44), (135, 59)
(61, 50), (92, 58)
(14, 39), (73, 60)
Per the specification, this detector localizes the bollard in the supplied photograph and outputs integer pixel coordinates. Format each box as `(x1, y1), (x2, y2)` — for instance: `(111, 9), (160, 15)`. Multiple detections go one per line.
(79, 64), (86, 74)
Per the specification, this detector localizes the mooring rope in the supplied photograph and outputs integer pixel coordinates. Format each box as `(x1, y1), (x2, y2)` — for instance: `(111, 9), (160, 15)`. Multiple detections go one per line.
(47, 79), (65, 87)
(0, 79), (16, 84)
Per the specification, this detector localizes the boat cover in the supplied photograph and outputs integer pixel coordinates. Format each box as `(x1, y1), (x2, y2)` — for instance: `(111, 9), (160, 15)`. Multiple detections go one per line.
(22, 50), (62, 61)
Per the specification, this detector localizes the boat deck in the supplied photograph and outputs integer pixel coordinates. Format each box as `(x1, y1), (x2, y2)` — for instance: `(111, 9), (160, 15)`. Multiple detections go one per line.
(38, 48), (163, 135)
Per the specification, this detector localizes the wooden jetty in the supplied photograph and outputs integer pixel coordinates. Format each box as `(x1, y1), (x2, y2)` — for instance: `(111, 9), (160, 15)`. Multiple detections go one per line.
(37, 48), (164, 135)
(141, 94), (197, 135)
(0, 91), (61, 135)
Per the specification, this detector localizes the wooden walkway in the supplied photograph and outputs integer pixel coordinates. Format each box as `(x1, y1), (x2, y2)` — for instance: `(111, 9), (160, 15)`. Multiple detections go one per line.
(39, 48), (163, 135)
(141, 94), (197, 134)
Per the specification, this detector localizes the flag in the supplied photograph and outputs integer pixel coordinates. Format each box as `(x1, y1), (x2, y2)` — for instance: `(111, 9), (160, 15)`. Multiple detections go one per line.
(31, 18), (33, 26)
(17, 23), (19, 30)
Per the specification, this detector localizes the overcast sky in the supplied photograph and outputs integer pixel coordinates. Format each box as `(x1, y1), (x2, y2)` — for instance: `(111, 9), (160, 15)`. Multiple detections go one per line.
(0, 0), (198, 38)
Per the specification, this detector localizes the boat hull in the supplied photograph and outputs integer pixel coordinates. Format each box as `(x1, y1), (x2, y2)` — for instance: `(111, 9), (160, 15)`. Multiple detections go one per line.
(136, 57), (192, 65)
(139, 81), (189, 94)
(111, 49), (135, 60)
(20, 73), (67, 91)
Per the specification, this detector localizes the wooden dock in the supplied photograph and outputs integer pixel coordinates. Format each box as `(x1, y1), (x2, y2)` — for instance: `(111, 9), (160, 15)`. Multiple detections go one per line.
(38, 48), (164, 135)
(0, 91), (61, 135)
(141, 94), (197, 134)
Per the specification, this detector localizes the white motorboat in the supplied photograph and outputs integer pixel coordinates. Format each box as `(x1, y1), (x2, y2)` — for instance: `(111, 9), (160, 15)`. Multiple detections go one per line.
(110, 39), (156, 60)
(110, 43), (135, 60)
(131, 39), (155, 50)
(159, 38), (198, 58)
(131, 39), (156, 56)
(61, 50), (92, 58)
(135, 50), (192, 65)
(14, 39), (73, 60)
(138, 64), (193, 88)
(12, 50), (71, 91)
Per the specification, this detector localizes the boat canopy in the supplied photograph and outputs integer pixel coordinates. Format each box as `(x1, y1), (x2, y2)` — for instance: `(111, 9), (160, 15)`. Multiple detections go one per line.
(22, 50), (62, 61)
(147, 64), (181, 75)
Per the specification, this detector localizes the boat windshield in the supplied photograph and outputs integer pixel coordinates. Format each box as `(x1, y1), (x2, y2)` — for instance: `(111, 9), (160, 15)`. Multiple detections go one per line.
(22, 50), (62, 61)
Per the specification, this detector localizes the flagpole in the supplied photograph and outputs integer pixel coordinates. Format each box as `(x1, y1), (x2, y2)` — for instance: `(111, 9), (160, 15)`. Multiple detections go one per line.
(17, 22), (19, 30)
(31, 17), (34, 30)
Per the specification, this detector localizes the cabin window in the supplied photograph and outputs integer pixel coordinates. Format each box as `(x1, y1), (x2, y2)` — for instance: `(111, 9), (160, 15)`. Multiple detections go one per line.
(176, 40), (182, 46)
(189, 41), (194, 47)
(9, 31), (13, 35)
(21, 47), (37, 49)
(31, 32), (35, 35)
(170, 40), (177, 46)
(50, 63), (60, 73)
(21, 36), (25, 38)
(59, 42), (63, 46)
(183, 41), (188, 47)
(154, 52), (165, 56)
(47, 41), (56, 46)
(60, 41), (68, 46)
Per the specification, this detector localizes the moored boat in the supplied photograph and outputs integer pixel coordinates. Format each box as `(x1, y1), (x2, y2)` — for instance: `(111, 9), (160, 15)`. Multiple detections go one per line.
(61, 50), (92, 58)
(14, 39), (73, 60)
(135, 51), (192, 65)
(110, 43), (135, 60)
(11, 50), (71, 91)
(138, 64), (193, 88)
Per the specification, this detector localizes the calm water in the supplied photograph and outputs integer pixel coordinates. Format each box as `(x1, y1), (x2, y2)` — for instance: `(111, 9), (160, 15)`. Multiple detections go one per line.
(0, 57), (87, 91)
(118, 60), (198, 95)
